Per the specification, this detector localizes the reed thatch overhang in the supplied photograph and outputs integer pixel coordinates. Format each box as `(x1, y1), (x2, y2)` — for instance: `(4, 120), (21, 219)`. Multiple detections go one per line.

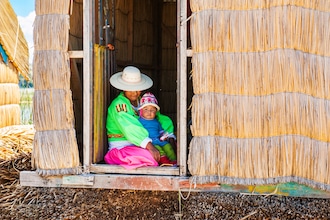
(0, 0), (29, 78)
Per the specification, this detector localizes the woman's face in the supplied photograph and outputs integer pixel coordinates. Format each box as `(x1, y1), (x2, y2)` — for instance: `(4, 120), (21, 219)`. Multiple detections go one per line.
(124, 91), (141, 103)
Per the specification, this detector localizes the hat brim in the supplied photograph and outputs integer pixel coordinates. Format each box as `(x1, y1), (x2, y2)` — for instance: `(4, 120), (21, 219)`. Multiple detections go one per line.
(110, 71), (153, 91)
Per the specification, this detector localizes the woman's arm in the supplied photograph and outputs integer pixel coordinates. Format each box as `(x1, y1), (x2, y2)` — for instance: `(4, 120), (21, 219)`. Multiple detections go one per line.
(145, 142), (160, 162)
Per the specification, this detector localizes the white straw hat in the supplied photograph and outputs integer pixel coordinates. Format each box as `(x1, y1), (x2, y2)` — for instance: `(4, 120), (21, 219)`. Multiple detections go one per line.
(110, 66), (153, 91)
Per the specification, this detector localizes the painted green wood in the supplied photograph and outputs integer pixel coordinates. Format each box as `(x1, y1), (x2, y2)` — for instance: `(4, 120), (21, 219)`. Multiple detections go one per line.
(219, 182), (330, 198)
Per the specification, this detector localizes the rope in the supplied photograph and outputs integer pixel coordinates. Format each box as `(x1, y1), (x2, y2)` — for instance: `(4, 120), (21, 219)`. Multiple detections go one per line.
(176, 177), (197, 219)
(179, 176), (196, 200)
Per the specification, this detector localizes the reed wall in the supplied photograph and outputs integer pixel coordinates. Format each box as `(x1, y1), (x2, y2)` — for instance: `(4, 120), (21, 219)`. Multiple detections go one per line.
(32, 0), (81, 176)
(188, 0), (330, 191)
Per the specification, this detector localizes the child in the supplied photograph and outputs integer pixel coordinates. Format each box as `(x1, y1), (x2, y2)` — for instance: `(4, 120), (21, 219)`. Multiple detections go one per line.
(138, 92), (177, 165)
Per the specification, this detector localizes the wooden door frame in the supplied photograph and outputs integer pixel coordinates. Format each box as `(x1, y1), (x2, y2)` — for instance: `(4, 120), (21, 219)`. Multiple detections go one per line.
(83, 0), (189, 176)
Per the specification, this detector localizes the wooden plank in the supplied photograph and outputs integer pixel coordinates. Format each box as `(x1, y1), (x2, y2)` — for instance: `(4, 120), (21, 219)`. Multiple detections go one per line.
(186, 49), (193, 57)
(20, 171), (179, 191)
(90, 164), (180, 176)
(69, 50), (84, 58)
(83, 0), (94, 170)
(92, 175), (178, 191)
(177, 0), (188, 176)
(62, 175), (94, 186)
(19, 171), (330, 198)
(179, 180), (330, 198)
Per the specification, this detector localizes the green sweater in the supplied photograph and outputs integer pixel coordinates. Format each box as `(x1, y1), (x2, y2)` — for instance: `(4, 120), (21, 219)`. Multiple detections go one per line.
(106, 92), (174, 148)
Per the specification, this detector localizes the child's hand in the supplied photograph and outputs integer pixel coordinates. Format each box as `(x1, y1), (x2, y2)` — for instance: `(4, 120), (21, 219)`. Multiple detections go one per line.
(160, 132), (170, 141)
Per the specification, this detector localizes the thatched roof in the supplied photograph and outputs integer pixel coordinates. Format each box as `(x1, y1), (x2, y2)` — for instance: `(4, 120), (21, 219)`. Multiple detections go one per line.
(0, 0), (29, 78)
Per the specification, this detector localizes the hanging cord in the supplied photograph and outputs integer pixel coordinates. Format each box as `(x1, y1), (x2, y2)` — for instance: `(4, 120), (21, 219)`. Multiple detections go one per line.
(179, 176), (195, 200)
(176, 176), (196, 220)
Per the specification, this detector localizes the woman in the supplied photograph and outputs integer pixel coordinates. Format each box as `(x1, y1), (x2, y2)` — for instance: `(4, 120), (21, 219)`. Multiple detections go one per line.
(104, 66), (174, 169)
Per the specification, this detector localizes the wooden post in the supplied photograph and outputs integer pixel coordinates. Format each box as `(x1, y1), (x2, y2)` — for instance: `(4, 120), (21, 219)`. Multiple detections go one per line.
(177, 0), (188, 176)
(83, 0), (94, 172)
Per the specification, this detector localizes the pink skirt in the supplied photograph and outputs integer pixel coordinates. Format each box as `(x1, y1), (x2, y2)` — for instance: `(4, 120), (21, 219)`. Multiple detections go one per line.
(104, 146), (158, 170)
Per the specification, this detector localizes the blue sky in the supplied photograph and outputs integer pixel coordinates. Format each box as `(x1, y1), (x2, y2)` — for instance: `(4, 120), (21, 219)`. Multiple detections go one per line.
(9, 0), (35, 63)
(9, 0), (35, 17)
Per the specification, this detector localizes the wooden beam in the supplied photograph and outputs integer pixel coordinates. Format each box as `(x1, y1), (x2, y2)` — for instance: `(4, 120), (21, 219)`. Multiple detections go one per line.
(186, 49), (193, 57)
(90, 164), (180, 176)
(179, 179), (330, 198)
(83, 0), (94, 171)
(20, 171), (330, 198)
(177, 0), (188, 176)
(69, 50), (84, 58)
(20, 171), (180, 191)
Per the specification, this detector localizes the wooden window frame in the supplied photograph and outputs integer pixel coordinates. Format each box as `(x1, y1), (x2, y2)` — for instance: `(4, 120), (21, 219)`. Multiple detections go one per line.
(82, 0), (189, 177)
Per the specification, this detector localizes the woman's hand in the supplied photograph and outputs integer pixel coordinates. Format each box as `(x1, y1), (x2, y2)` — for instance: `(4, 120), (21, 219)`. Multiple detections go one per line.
(145, 142), (160, 162)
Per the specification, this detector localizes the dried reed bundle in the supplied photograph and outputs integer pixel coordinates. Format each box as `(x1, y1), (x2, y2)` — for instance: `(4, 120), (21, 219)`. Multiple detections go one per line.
(0, 125), (34, 161)
(33, 51), (70, 90)
(191, 93), (330, 142)
(0, 105), (20, 128)
(188, 135), (330, 191)
(0, 63), (18, 84)
(35, 0), (71, 15)
(0, 83), (20, 106)
(32, 1), (80, 176)
(33, 89), (75, 131)
(188, 1), (330, 191)
(192, 50), (330, 98)
(0, 0), (29, 77)
(32, 129), (81, 176)
(33, 14), (70, 51)
(189, 0), (330, 12)
(190, 6), (330, 56)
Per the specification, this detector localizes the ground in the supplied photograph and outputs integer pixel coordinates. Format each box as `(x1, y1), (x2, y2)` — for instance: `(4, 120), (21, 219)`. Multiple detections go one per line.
(1, 185), (330, 219)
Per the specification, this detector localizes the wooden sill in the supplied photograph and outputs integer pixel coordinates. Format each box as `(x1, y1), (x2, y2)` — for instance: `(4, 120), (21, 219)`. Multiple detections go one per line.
(89, 164), (180, 176)
(19, 171), (330, 198)
(19, 171), (183, 191)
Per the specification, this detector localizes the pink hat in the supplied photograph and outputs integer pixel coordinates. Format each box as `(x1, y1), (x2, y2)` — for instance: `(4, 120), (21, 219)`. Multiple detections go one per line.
(138, 92), (160, 111)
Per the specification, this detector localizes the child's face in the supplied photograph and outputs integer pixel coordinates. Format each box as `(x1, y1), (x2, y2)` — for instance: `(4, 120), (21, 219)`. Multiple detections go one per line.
(141, 106), (157, 120)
